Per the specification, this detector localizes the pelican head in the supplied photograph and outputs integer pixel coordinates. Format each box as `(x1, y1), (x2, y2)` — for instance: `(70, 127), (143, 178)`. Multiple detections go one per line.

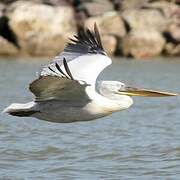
(99, 80), (178, 110)
(99, 81), (178, 97)
(98, 81), (133, 110)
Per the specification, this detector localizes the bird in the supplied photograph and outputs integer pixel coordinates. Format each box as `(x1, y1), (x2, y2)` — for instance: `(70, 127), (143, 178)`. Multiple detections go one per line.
(3, 24), (179, 123)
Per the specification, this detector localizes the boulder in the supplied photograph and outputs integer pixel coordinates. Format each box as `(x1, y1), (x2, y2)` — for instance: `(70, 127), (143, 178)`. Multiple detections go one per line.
(0, 3), (20, 56)
(42, 0), (71, 6)
(164, 8), (180, 42)
(149, 1), (179, 18)
(85, 13), (126, 38)
(0, 3), (5, 17)
(165, 23), (180, 44)
(101, 35), (117, 55)
(162, 5), (180, 56)
(22, 32), (67, 56)
(0, 36), (18, 56)
(7, 1), (76, 56)
(83, 0), (114, 16)
(0, 0), (18, 4)
(122, 8), (167, 32)
(121, 30), (166, 59)
(113, 0), (149, 10)
(0, 0), (71, 5)
(164, 43), (180, 56)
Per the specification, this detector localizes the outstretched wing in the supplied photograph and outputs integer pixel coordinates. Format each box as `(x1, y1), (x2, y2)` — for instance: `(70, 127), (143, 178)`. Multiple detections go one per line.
(40, 24), (112, 86)
(29, 24), (112, 102)
(30, 59), (89, 102)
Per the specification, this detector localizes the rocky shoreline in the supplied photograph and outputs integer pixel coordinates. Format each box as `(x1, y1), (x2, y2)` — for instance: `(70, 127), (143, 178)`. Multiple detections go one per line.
(0, 0), (179, 59)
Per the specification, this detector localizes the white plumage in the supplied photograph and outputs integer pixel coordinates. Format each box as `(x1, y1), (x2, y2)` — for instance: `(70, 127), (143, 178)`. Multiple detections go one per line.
(3, 24), (178, 123)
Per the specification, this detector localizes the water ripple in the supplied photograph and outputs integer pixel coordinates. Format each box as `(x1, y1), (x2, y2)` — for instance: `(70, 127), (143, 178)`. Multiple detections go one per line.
(0, 58), (180, 179)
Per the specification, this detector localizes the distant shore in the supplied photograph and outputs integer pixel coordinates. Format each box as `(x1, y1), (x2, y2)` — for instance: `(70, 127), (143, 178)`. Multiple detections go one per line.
(0, 0), (179, 59)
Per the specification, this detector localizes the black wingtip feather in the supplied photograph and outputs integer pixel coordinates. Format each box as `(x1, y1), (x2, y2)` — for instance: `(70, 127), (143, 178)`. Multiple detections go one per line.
(65, 23), (106, 56)
(94, 23), (103, 49)
(63, 58), (74, 80)
(48, 66), (60, 76)
(48, 59), (74, 80)
(55, 63), (68, 78)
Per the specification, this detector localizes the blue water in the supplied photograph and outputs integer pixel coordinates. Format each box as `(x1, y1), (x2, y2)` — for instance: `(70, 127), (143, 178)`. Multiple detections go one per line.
(0, 57), (180, 179)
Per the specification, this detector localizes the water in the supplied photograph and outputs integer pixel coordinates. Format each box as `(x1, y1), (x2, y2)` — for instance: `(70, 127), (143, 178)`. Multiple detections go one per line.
(0, 57), (180, 179)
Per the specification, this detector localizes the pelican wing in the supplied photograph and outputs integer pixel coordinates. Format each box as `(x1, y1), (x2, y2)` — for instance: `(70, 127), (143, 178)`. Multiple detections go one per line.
(30, 24), (112, 102)
(40, 24), (112, 86)
(29, 61), (89, 102)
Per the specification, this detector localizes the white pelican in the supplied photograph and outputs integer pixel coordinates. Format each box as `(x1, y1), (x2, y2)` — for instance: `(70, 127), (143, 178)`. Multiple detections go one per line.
(3, 24), (178, 123)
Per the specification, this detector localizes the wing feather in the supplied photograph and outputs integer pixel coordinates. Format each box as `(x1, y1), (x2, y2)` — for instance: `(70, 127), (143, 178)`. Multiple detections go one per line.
(29, 76), (89, 102)
(63, 58), (74, 80)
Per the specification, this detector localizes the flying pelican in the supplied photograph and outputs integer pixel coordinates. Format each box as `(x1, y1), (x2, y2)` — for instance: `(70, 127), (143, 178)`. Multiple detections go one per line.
(3, 24), (178, 123)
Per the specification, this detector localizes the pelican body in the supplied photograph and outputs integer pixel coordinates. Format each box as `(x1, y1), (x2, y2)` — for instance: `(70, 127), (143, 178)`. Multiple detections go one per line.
(3, 24), (178, 123)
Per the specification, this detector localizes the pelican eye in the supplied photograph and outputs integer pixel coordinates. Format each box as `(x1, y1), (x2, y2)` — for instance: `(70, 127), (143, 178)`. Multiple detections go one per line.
(119, 84), (125, 89)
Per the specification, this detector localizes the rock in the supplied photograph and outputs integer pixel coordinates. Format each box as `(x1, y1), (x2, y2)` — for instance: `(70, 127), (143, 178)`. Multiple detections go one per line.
(0, 3), (6, 17)
(121, 30), (166, 59)
(42, 0), (71, 6)
(164, 8), (180, 42)
(0, 13), (20, 49)
(113, 0), (150, 10)
(0, 2), (20, 56)
(0, 36), (18, 56)
(0, 0), (18, 4)
(168, 24), (180, 43)
(149, 1), (179, 18)
(162, 5), (180, 56)
(85, 13), (126, 38)
(0, 3), (5, 10)
(164, 43), (180, 56)
(22, 32), (67, 56)
(83, 0), (114, 16)
(75, 11), (87, 29)
(102, 35), (117, 55)
(122, 8), (167, 32)
(164, 23), (180, 44)
(7, 1), (76, 56)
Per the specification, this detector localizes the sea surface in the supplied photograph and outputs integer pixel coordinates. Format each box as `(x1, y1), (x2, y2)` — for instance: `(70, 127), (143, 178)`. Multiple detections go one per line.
(0, 57), (180, 179)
